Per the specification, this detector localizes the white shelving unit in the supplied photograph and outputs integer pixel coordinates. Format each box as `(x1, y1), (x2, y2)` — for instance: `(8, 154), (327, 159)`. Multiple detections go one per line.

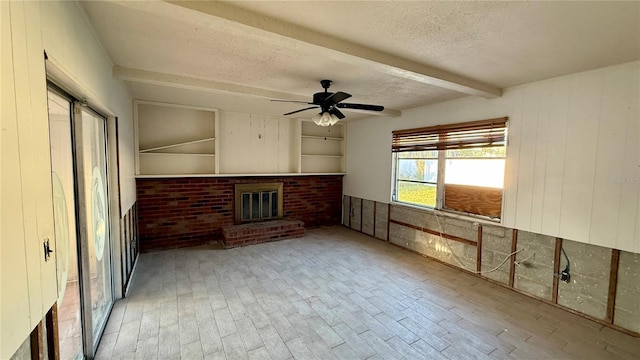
(135, 101), (219, 175)
(299, 121), (345, 173)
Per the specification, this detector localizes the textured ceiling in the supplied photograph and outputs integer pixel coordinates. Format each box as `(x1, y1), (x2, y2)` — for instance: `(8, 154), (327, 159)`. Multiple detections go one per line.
(81, 1), (639, 119)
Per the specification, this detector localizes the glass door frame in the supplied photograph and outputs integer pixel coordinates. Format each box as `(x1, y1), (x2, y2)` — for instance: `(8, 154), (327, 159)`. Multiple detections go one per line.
(47, 83), (116, 358)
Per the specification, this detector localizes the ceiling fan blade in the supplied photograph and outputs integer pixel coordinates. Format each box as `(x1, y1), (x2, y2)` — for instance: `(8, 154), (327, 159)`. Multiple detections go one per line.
(337, 103), (384, 112)
(329, 107), (345, 119)
(283, 106), (319, 116)
(324, 91), (351, 106)
(271, 99), (314, 104)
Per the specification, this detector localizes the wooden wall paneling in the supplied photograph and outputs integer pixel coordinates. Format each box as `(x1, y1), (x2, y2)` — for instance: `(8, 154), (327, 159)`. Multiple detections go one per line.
(540, 79), (571, 235)
(279, 117), (295, 173)
(476, 225), (483, 274)
(1, 1), (33, 355)
(558, 70), (601, 242)
(513, 84), (541, 231)
(214, 110), (220, 174)
(264, 116), (283, 172)
(10, 2), (48, 328)
(24, 1), (58, 311)
(509, 229), (518, 287)
(613, 63), (639, 252)
(219, 112), (250, 173)
(501, 87), (523, 229)
(606, 249), (621, 323)
(529, 84), (552, 233)
(588, 66), (627, 249)
(552, 238), (563, 304)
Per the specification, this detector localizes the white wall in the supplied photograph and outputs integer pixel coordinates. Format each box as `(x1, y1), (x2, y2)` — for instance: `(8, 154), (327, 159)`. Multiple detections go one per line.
(40, 1), (136, 212)
(345, 61), (639, 253)
(1, 1), (134, 357)
(219, 111), (298, 174)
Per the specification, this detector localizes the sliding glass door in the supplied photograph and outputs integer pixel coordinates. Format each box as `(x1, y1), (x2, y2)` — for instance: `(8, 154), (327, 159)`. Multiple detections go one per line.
(49, 88), (84, 360)
(47, 86), (114, 358)
(75, 106), (113, 347)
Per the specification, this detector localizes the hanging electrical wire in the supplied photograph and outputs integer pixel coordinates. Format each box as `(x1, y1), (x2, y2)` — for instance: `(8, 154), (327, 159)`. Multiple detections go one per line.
(432, 211), (534, 275)
(560, 246), (571, 282)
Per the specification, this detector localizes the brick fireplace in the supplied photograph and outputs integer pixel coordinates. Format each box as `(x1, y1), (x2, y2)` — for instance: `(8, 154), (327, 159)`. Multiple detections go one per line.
(136, 175), (343, 252)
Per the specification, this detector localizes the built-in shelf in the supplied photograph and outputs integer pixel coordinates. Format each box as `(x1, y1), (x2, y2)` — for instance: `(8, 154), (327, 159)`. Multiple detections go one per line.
(135, 101), (219, 175)
(139, 137), (215, 153)
(299, 120), (346, 173)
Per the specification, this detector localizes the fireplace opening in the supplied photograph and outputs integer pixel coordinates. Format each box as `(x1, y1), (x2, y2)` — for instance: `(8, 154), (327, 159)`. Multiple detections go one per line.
(235, 183), (283, 223)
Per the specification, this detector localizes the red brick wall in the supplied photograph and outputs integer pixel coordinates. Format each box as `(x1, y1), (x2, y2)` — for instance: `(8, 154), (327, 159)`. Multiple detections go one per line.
(136, 175), (343, 252)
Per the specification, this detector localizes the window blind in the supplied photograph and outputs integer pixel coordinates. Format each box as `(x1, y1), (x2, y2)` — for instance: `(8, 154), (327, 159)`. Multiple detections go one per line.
(392, 117), (508, 152)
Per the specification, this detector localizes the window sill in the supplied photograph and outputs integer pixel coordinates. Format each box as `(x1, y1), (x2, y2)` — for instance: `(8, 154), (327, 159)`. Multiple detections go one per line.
(391, 200), (502, 226)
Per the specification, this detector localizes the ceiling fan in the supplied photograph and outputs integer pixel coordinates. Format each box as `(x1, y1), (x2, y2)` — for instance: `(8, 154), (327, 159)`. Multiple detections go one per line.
(272, 80), (384, 126)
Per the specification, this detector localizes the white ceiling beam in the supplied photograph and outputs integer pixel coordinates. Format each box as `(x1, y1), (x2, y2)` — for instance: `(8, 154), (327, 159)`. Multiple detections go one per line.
(113, 65), (308, 101)
(113, 65), (402, 117)
(156, 0), (502, 99)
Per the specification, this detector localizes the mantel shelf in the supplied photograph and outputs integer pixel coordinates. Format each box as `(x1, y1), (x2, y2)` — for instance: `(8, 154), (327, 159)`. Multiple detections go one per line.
(136, 173), (346, 179)
(139, 137), (215, 153)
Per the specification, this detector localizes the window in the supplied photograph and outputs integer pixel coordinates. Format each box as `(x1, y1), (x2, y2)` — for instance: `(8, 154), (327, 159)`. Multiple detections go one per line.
(392, 117), (508, 219)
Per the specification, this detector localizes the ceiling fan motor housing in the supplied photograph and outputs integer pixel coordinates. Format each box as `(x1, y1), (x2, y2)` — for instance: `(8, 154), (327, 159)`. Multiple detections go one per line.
(313, 91), (334, 105)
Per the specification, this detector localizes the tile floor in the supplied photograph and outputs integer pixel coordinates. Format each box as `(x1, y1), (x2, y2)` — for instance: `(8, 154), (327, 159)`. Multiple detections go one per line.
(95, 226), (640, 359)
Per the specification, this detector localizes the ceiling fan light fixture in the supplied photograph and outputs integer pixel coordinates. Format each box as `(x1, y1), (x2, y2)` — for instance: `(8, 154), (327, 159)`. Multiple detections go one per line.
(312, 112), (323, 126)
(329, 113), (339, 126)
(321, 112), (332, 126)
(312, 111), (338, 127)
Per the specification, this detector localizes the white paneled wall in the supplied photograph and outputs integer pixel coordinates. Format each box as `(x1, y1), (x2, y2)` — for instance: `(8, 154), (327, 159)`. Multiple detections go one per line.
(2, 1), (135, 357)
(345, 61), (639, 253)
(219, 111), (297, 174)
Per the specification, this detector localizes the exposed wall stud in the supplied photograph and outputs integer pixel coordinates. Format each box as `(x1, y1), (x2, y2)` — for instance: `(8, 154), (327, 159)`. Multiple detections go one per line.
(476, 224), (483, 274)
(30, 322), (43, 360)
(45, 303), (60, 360)
(373, 200), (377, 237)
(386, 203), (391, 241)
(347, 196), (351, 228)
(606, 249), (621, 323)
(389, 219), (477, 246)
(552, 238), (563, 304)
(360, 198), (363, 232)
(509, 229), (518, 288)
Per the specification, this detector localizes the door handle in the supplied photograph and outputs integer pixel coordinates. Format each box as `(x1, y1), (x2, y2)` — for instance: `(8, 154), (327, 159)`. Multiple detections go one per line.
(43, 238), (53, 261)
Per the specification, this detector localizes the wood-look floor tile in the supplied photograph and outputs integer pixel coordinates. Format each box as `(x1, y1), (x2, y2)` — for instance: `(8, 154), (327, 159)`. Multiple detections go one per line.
(96, 227), (640, 360)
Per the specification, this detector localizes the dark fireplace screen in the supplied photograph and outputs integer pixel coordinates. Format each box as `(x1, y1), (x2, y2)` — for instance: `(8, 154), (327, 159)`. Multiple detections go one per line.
(234, 182), (283, 223)
(241, 191), (279, 221)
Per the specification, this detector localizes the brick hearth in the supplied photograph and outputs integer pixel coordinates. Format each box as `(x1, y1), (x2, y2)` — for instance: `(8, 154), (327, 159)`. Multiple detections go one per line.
(222, 219), (304, 248)
(136, 175), (342, 252)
